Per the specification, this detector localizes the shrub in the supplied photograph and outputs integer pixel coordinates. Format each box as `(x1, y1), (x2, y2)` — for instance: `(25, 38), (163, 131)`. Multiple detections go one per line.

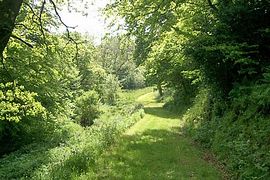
(99, 74), (121, 105)
(74, 90), (101, 127)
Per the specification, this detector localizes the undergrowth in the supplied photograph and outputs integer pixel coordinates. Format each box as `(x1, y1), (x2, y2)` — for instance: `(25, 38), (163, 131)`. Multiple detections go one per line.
(0, 89), (146, 179)
(181, 85), (270, 179)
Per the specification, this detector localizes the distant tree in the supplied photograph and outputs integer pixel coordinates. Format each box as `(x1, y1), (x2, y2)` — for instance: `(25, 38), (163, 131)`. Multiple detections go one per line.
(96, 36), (145, 89)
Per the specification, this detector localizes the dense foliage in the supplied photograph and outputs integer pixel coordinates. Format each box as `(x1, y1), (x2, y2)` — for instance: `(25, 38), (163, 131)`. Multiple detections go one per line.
(0, 0), (145, 157)
(109, 0), (270, 178)
(1, 0), (270, 179)
(96, 36), (146, 89)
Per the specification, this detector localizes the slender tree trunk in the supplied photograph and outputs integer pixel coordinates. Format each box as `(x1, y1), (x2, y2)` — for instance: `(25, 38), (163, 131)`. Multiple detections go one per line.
(157, 82), (163, 97)
(0, 0), (23, 56)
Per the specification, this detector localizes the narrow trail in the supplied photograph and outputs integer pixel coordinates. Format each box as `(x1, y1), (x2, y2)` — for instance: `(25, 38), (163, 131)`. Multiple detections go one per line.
(85, 92), (222, 179)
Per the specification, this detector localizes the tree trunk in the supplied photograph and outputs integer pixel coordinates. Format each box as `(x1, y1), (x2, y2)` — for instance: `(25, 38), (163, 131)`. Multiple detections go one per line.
(0, 0), (23, 56)
(157, 82), (163, 97)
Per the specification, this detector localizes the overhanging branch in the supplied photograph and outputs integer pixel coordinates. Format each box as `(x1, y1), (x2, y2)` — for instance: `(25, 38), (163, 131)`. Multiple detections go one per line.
(49, 0), (79, 60)
(10, 34), (33, 48)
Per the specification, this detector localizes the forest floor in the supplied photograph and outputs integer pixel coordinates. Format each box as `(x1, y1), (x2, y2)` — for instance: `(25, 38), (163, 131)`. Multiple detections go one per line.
(81, 91), (223, 179)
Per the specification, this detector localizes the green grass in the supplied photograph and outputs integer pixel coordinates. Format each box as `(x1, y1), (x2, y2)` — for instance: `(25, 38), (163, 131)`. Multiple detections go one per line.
(119, 87), (153, 103)
(79, 91), (223, 179)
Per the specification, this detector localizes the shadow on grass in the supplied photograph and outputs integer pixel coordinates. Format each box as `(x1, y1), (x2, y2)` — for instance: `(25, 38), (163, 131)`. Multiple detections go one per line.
(94, 128), (221, 179)
(143, 106), (181, 119)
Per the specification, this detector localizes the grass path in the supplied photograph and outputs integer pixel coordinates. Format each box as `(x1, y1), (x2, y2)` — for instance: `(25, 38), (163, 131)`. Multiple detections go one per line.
(82, 92), (222, 179)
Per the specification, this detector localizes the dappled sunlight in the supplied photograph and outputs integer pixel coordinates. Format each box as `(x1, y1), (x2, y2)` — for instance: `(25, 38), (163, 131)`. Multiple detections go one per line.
(87, 92), (222, 179)
(93, 128), (221, 179)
